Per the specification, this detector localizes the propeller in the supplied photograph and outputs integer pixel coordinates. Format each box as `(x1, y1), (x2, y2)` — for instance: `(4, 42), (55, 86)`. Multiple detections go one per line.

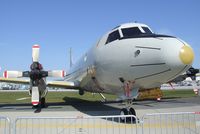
(186, 67), (200, 94)
(3, 44), (65, 106)
(3, 44), (65, 85)
(170, 67), (199, 92)
(185, 67), (199, 81)
(171, 67), (199, 83)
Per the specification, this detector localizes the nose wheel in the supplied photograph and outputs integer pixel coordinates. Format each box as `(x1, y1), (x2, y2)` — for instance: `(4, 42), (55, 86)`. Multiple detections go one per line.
(120, 107), (136, 122)
(120, 100), (136, 122)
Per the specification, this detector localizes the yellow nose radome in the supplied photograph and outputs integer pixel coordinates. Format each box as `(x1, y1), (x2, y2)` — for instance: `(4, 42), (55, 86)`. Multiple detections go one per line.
(179, 45), (194, 65)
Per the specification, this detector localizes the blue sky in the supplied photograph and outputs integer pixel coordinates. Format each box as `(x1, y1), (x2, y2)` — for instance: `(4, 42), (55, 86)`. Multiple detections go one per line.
(0, 0), (199, 72)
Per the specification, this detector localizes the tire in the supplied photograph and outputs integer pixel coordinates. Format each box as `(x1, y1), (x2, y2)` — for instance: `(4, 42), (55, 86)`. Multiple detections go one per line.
(129, 107), (136, 122)
(32, 105), (39, 109)
(79, 90), (84, 95)
(120, 108), (128, 122)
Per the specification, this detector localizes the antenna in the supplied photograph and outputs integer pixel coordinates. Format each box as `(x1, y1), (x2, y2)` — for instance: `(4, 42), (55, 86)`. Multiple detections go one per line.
(69, 48), (73, 68)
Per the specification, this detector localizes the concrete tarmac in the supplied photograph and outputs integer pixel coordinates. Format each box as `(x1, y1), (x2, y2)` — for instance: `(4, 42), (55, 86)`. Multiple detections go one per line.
(0, 96), (200, 118)
(0, 96), (200, 134)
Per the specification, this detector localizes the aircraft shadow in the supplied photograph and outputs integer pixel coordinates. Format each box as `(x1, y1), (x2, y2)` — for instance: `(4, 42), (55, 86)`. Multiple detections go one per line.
(61, 96), (121, 116)
(0, 97), (122, 117)
(0, 97), (191, 112)
(0, 98), (121, 114)
(59, 96), (137, 123)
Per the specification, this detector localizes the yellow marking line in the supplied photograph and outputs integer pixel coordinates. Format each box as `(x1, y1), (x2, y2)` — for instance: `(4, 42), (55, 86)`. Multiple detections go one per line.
(16, 123), (135, 129)
(142, 123), (197, 128)
(0, 123), (8, 128)
(15, 123), (198, 129)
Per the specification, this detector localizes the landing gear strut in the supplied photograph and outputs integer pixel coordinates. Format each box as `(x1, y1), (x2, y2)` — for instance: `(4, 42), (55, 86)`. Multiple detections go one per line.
(41, 97), (46, 108)
(120, 100), (136, 122)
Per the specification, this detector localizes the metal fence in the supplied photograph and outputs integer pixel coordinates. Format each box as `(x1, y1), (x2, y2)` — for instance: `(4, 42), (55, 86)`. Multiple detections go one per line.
(14, 115), (138, 134)
(1, 112), (200, 134)
(0, 116), (11, 134)
(142, 112), (200, 134)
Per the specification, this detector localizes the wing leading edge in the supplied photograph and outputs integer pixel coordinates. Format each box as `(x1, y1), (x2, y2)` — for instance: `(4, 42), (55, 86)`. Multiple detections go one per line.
(0, 77), (30, 84)
(47, 81), (79, 89)
(0, 77), (79, 89)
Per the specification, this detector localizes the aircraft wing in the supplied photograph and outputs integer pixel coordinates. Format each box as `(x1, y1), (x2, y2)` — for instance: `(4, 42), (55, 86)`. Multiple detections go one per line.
(47, 80), (80, 89)
(0, 77), (30, 84)
(0, 77), (80, 89)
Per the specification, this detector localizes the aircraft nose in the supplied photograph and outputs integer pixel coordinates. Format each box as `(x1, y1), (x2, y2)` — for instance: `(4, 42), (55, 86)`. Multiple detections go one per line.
(162, 38), (194, 74)
(159, 39), (194, 83)
(179, 45), (194, 65)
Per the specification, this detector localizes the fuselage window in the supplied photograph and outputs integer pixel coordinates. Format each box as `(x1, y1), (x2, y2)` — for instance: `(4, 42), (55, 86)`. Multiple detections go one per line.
(105, 30), (120, 44)
(122, 27), (142, 37)
(142, 27), (152, 34)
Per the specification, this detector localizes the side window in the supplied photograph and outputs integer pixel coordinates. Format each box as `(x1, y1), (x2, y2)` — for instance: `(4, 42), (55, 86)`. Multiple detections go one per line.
(105, 30), (120, 44)
(142, 27), (152, 34)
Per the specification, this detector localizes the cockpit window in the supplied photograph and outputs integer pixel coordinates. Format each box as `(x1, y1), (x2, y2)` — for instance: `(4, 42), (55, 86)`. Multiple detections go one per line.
(142, 27), (152, 34)
(122, 27), (142, 37)
(105, 30), (120, 44)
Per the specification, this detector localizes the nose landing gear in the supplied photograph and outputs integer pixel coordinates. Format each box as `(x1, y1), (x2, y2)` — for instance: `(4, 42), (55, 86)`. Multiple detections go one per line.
(120, 100), (136, 122)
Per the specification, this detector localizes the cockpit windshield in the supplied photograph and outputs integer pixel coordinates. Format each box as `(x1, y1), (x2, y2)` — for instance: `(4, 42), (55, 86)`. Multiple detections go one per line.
(122, 27), (142, 37)
(105, 24), (165, 44)
(121, 26), (153, 38)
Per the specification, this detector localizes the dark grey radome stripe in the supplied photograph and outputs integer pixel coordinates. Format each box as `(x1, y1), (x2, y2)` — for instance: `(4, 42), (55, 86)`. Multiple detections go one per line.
(130, 63), (166, 67)
(135, 46), (161, 50)
(167, 65), (188, 82)
(135, 69), (171, 80)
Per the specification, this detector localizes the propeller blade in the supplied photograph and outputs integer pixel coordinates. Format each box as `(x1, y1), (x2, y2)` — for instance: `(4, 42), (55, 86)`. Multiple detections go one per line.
(3, 71), (23, 78)
(48, 70), (65, 77)
(32, 44), (40, 62)
(31, 86), (40, 106)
